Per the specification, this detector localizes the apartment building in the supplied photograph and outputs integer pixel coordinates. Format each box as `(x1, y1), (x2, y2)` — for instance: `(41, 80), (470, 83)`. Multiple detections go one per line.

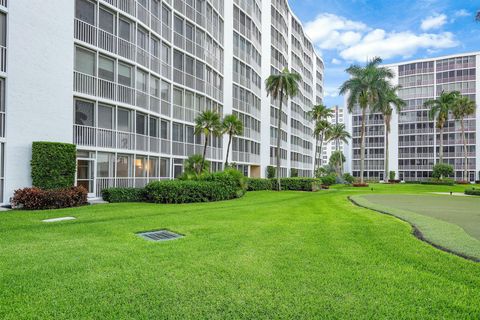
(317, 105), (344, 167)
(345, 52), (480, 182)
(1, 0), (323, 202)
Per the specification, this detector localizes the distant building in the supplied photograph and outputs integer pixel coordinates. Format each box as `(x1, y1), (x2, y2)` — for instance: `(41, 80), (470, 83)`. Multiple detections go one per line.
(317, 106), (344, 167)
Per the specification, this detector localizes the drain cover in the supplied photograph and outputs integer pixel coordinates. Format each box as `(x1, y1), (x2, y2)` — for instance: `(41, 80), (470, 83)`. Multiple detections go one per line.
(137, 230), (183, 242)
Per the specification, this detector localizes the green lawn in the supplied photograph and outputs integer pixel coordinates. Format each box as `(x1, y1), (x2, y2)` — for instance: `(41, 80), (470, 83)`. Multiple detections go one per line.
(1, 184), (479, 319)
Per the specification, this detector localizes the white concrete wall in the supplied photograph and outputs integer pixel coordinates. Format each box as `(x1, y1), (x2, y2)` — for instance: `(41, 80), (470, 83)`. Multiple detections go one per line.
(476, 54), (480, 181)
(4, 0), (74, 201)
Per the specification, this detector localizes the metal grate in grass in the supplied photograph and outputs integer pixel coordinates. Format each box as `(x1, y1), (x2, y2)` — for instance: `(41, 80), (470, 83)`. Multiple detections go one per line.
(137, 230), (183, 242)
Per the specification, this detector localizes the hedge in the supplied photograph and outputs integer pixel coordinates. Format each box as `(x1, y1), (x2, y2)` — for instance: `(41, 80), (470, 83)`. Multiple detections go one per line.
(247, 178), (321, 192)
(102, 188), (146, 203)
(12, 186), (88, 210)
(31, 142), (76, 189)
(465, 189), (480, 196)
(420, 178), (455, 186)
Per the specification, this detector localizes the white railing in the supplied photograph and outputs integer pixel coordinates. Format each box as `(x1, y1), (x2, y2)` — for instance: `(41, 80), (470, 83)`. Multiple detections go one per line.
(75, 19), (97, 46)
(74, 72), (96, 96)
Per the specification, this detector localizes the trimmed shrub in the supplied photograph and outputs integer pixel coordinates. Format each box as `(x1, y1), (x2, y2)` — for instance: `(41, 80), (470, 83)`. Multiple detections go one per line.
(320, 174), (337, 186)
(31, 142), (76, 189)
(101, 188), (146, 203)
(420, 178), (455, 186)
(432, 163), (454, 179)
(12, 186), (87, 210)
(271, 178), (322, 191)
(199, 168), (247, 198)
(247, 178), (273, 191)
(266, 166), (276, 179)
(389, 171), (396, 180)
(465, 188), (480, 196)
(342, 173), (355, 184)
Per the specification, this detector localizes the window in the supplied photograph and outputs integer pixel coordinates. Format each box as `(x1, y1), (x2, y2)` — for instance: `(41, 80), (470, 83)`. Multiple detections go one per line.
(174, 15), (184, 35)
(117, 108), (131, 132)
(136, 113), (147, 135)
(160, 158), (169, 177)
(150, 76), (160, 97)
(185, 55), (194, 76)
(118, 63), (132, 86)
(137, 70), (148, 92)
(75, 100), (94, 126)
(98, 56), (115, 81)
(173, 50), (183, 71)
(161, 81), (170, 101)
(119, 18), (131, 41)
(75, 0), (95, 25)
(116, 155), (131, 177)
(162, 4), (171, 27)
(98, 105), (114, 129)
(97, 153), (114, 177)
(161, 43), (170, 64)
(172, 122), (184, 142)
(160, 120), (169, 139)
(0, 13), (5, 47)
(137, 27), (148, 50)
(135, 156), (147, 178)
(75, 47), (95, 76)
(173, 88), (183, 106)
(99, 7), (115, 34)
(149, 117), (159, 137)
(148, 157), (159, 178)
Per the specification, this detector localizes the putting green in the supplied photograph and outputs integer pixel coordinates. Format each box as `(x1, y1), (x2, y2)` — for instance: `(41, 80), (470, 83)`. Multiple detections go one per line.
(351, 194), (480, 260)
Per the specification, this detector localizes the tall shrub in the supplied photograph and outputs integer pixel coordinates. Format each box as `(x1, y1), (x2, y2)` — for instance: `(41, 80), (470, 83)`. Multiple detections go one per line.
(31, 142), (76, 189)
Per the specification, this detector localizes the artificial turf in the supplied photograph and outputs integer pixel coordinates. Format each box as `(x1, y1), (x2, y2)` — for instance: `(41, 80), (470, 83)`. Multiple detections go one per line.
(0, 184), (479, 319)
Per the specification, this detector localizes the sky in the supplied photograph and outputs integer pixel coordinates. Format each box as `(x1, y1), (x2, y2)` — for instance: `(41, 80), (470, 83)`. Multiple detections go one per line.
(289, 0), (480, 107)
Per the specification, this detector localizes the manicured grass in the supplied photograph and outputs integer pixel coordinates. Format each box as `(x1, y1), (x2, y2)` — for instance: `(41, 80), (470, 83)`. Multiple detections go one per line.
(1, 184), (480, 319)
(352, 194), (480, 260)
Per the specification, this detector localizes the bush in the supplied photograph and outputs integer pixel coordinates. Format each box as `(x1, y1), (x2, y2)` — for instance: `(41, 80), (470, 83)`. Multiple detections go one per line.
(12, 186), (87, 210)
(101, 188), (146, 203)
(420, 178), (455, 186)
(31, 142), (76, 189)
(342, 173), (355, 184)
(432, 163), (454, 179)
(271, 178), (321, 191)
(389, 171), (396, 180)
(247, 178), (273, 191)
(465, 188), (480, 196)
(320, 174), (337, 186)
(199, 168), (247, 197)
(290, 168), (299, 177)
(266, 166), (276, 179)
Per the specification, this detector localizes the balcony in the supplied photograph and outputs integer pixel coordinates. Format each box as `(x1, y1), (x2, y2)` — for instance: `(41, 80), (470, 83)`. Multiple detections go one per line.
(232, 151), (260, 164)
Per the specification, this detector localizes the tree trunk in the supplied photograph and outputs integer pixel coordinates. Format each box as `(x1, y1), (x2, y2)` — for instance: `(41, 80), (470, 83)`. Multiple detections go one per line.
(276, 91), (284, 191)
(439, 126), (444, 164)
(314, 134), (319, 173)
(225, 133), (232, 168)
(461, 118), (467, 181)
(384, 119), (389, 182)
(360, 108), (366, 184)
(318, 134), (324, 175)
(201, 134), (209, 172)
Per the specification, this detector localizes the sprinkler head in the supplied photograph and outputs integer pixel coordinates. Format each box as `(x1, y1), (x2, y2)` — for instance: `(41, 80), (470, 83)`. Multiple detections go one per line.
(450, 191), (452, 195)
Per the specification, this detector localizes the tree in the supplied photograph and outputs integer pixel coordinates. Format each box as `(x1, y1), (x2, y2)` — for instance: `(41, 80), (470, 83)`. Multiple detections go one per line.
(329, 150), (346, 176)
(424, 91), (460, 164)
(339, 57), (394, 184)
(265, 68), (301, 190)
(308, 104), (334, 171)
(476, 10), (480, 21)
(313, 120), (331, 171)
(373, 83), (405, 181)
(194, 110), (222, 172)
(452, 95), (476, 181)
(326, 123), (351, 175)
(222, 114), (243, 167)
(183, 154), (210, 178)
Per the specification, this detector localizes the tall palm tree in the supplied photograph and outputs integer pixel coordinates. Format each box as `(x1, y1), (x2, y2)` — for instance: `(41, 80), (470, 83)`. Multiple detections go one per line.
(424, 91), (460, 164)
(313, 120), (331, 172)
(222, 114), (243, 167)
(308, 104), (334, 171)
(329, 150), (346, 175)
(194, 110), (222, 172)
(265, 67), (301, 190)
(339, 57), (394, 184)
(452, 95), (476, 181)
(373, 84), (405, 181)
(326, 123), (351, 174)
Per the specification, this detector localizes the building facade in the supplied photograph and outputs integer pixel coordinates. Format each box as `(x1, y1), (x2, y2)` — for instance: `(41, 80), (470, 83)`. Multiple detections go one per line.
(0, 0), (323, 203)
(317, 105), (344, 167)
(345, 52), (480, 182)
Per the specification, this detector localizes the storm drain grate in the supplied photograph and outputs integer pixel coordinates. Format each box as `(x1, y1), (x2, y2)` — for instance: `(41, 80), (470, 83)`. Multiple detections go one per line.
(137, 230), (183, 242)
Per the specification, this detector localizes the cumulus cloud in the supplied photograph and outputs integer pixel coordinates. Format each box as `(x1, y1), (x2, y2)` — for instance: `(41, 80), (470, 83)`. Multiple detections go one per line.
(454, 9), (470, 17)
(331, 58), (342, 65)
(421, 14), (447, 31)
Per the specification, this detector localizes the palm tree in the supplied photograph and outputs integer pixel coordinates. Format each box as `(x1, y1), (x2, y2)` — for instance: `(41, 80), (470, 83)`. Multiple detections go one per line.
(326, 123), (351, 175)
(329, 150), (346, 175)
(194, 110), (222, 172)
(222, 114), (243, 167)
(313, 120), (331, 172)
(373, 84), (405, 181)
(476, 10), (480, 21)
(339, 57), (394, 184)
(424, 91), (460, 164)
(452, 96), (476, 181)
(308, 104), (333, 171)
(184, 154), (210, 177)
(265, 67), (301, 190)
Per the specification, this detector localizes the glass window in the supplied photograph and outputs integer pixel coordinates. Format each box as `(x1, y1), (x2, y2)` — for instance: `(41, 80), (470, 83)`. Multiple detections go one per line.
(173, 50), (183, 70)
(118, 63), (132, 86)
(161, 81), (170, 101)
(137, 28), (148, 49)
(99, 7), (115, 34)
(160, 158), (169, 177)
(150, 76), (160, 97)
(116, 154), (131, 177)
(173, 88), (183, 105)
(172, 122), (183, 142)
(75, 100), (94, 126)
(98, 105), (114, 129)
(149, 117), (159, 137)
(99, 56), (115, 81)
(97, 152), (114, 177)
(161, 43), (170, 63)
(174, 15), (183, 35)
(148, 157), (159, 178)
(136, 70), (148, 92)
(117, 108), (130, 132)
(75, 0), (95, 25)
(119, 18), (131, 41)
(160, 120), (169, 139)
(136, 113), (146, 135)
(0, 13), (5, 47)
(162, 5), (171, 26)
(185, 55), (194, 76)
(75, 47), (95, 76)
(135, 156), (147, 177)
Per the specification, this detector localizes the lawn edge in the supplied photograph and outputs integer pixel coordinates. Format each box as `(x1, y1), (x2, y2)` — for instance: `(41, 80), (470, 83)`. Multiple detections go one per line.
(348, 195), (480, 263)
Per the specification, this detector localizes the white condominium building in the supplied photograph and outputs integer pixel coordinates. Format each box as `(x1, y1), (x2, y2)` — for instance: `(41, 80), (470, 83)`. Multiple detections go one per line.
(0, 0), (323, 203)
(345, 52), (480, 182)
(317, 105), (344, 167)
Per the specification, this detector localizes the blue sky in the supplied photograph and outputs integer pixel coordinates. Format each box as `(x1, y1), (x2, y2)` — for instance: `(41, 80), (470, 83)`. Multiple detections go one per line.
(289, 0), (480, 106)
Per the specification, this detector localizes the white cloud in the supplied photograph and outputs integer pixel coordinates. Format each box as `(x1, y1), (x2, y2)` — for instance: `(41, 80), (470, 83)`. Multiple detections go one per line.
(454, 9), (470, 17)
(421, 14), (447, 31)
(305, 13), (367, 50)
(340, 30), (458, 62)
(331, 58), (342, 65)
